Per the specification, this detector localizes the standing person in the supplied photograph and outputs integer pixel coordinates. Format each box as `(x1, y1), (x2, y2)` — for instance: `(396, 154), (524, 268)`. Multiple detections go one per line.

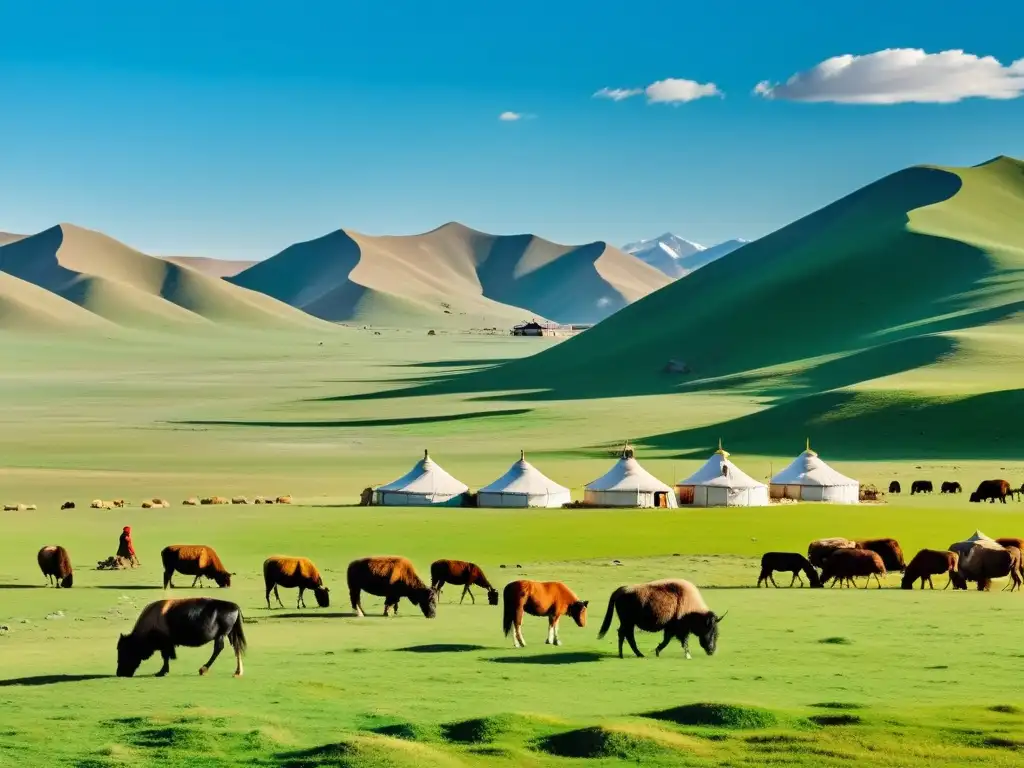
(117, 526), (140, 568)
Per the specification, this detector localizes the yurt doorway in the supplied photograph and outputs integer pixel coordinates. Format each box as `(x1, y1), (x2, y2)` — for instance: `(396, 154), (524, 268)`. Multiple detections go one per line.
(654, 491), (670, 508)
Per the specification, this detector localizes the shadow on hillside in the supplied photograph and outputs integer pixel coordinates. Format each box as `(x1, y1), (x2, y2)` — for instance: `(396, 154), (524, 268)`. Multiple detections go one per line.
(395, 644), (487, 653)
(395, 359), (513, 369)
(644, 388), (1024, 460)
(0, 674), (113, 687)
(489, 651), (604, 665)
(170, 408), (531, 429)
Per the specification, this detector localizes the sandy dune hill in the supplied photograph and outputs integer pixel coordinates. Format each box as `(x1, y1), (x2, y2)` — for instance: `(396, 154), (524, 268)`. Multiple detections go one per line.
(0, 232), (25, 246)
(230, 222), (671, 327)
(0, 270), (119, 333)
(162, 255), (257, 278)
(0, 224), (331, 332)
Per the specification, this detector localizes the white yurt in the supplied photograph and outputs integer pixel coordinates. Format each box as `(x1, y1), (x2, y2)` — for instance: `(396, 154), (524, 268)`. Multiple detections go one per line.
(584, 444), (677, 508)
(372, 449), (469, 506)
(676, 441), (769, 507)
(769, 440), (859, 504)
(477, 451), (572, 508)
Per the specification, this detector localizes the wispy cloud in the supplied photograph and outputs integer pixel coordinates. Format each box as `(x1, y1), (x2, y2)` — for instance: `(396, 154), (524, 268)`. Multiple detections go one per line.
(754, 49), (1024, 104)
(499, 111), (525, 121)
(593, 78), (721, 104)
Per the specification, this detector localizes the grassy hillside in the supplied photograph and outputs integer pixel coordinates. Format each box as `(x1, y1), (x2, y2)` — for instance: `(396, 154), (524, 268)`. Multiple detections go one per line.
(406, 157), (1024, 459)
(0, 225), (332, 332)
(230, 222), (671, 328)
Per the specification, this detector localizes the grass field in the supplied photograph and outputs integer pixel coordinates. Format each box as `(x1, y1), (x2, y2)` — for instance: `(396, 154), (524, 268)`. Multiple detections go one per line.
(3, 328), (1024, 766)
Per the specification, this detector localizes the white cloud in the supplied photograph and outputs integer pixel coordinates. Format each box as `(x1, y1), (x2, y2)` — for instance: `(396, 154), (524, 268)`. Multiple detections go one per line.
(754, 49), (1024, 104)
(499, 111), (523, 121)
(593, 78), (721, 104)
(593, 87), (643, 101)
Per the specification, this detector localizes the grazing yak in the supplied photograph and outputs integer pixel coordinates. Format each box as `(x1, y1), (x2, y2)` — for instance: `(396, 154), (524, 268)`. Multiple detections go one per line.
(901, 549), (959, 590)
(996, 538), (1024, 581)
(970, 480), (1013, 504)
(888, 481), (901, 494)
(941, 481), (962, 494)
(263, 556), (330, 609)
(116, 598), (246, 678)
(951, 537), (1022, 591)
(910, 480), (933, 495)
(61, 501), (75, 510)
(855, 538), (906, 573)
(597, 579), (723, 659)
(807, 538), (856, 569)
(347, 556), (437, 618)
(430, 559), (499, 605)
(503, 580), (588, 648)
(756, 552), (821, 588)
(161, 545), (233, 589)
(37, 545), (73, 588)
(821, 549), (887, 589)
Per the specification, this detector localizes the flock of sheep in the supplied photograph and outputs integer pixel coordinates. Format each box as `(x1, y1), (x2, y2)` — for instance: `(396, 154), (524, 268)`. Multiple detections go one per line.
(758, 533), (1024, 591)
(45, 495), (296, 511)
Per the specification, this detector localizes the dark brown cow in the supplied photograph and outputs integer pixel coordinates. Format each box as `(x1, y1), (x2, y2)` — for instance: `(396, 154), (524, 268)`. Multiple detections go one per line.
(855, 538), (906, 573)
(970, 480), (1013, 504)
(161, 545), (233, 589)
(347, 556), (437, 618)
(807, 538), (856, 569)
(37, 545), (73, 588)
(953, 543), (1021, 591)
(756, 552), (821, 588)
(430, 559), (499, 605)
(901, 549), (959, 590)
(821, 549), (887, 589)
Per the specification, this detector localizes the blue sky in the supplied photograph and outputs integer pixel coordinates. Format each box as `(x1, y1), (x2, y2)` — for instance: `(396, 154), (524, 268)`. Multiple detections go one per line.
(1, 0), (1022, 260)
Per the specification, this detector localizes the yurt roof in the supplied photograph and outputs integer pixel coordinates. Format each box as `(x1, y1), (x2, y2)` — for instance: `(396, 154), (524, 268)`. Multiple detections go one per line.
(770, 441), (856, 487)
(478, 451), (569, 496)
(586, 444), (672, 493)
(376, 450), (469, 495)
(678, 441), (766, 489)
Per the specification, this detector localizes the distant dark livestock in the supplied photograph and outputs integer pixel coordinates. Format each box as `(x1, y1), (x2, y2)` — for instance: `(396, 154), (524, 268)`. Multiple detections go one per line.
(910, 480), (933, 495)
(970, 480), (1013, 504)
(888, 481), (901, 494)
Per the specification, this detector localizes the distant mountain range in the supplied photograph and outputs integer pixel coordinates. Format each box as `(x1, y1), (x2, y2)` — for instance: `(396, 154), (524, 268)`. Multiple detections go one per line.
(622, 234), (750, 278)
(229, 223), (671, 327)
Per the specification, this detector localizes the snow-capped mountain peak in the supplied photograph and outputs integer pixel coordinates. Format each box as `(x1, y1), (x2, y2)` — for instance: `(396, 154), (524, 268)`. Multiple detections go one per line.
(622, 233), (749, 279)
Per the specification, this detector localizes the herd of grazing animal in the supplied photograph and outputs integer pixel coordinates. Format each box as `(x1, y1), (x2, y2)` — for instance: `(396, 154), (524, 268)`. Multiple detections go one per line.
(2, 496), (296, 512)
(760, 532), (1024, 592)
(886, 477), (1024, 503)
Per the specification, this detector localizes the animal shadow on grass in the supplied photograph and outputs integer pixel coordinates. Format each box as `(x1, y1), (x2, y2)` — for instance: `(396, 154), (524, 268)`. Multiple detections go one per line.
(490, 652), (604, 665)
(0, 674), (113, 687)
(0, 584), (41, 589)
(264, 612), (357, 620)
(92, 585), (163, 590)
(395, 644), (487, 653)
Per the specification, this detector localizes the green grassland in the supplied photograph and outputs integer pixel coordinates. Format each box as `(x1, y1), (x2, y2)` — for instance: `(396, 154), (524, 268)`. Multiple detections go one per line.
(2, 328), (1024, 767)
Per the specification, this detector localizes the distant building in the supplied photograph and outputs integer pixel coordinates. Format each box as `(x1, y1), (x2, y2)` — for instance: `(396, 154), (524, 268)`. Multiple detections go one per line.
(511, 320), (591, 337)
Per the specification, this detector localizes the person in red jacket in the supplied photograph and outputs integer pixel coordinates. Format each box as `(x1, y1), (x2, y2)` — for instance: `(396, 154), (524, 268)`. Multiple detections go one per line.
(117, 526), (140, 568)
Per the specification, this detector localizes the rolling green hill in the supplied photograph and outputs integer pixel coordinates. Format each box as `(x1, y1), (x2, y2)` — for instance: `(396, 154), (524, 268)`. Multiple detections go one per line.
(410, 156), (1024, 458)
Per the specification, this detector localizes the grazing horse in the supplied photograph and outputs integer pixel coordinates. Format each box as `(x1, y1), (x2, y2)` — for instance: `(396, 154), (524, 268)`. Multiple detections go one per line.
(116, 598), (246, 678)
(756, 552), (821, 588)
(888, 481), (901, 494)
(347, 556), (438, 618)
(597, 579), (723, 659)
(502, 580), (587, 648)
(430, 559), (499, 605)
(901, 549), (959, 590)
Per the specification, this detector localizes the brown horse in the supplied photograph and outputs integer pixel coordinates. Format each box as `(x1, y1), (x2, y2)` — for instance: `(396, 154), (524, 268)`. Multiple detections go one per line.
(502, 580), (588, 648)
(430, 559), (499, 605)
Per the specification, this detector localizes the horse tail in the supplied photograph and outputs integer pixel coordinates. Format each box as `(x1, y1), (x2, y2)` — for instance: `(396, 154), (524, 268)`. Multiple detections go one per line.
(597, 587), (624, 640)
(502, 585), (516, 636)
(229, 611), (248, 655)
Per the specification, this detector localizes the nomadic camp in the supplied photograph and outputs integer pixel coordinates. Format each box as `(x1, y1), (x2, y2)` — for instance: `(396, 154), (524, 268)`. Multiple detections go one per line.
(371, 450), (469, 506)
(676, 441), (769, 507)
(769, 441), (859, 504)
(584, 444), (677, 508)
(477, 450), (572, 508)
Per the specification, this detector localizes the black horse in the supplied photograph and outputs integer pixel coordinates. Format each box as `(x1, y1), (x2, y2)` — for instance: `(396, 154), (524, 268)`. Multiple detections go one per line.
(756, 552), (822, 588)
(116, 598), (246, 678)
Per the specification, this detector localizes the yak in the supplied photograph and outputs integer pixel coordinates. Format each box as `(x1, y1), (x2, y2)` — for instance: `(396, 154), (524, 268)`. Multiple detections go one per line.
(347, 556), (437, 618)
(597, 579), (723, 659)
(941, 481), (962, 494)
(116, 598), (246, 678)
(430, 559), (499, 605)
(263, 556), (329, 609)
(970, 480), (1013, 504)
(807, 538), (856, 569)
(756, 552), (821, 588)
(821, 549), (887, 589)
(952, 539), (1022, 591)
(60, 501), (75, 510)
(37, 545), (73, 588)
(161, 545), (233, 589)
(855, 538), (906, 573)
(910, 480), (933, 495)
(888, 481), (901, 494)
(901, 549), (959, 590)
